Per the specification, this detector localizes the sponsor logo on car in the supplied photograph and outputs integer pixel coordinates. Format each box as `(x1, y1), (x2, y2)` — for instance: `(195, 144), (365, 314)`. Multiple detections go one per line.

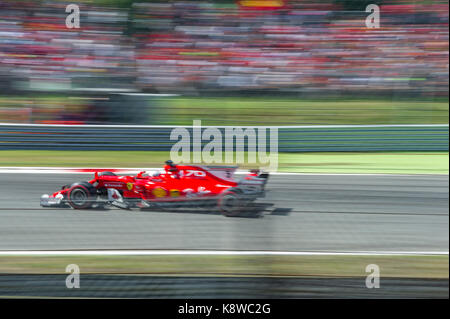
(183, 187), (211, 198)
(104, 183), (124, 188)
(181, 170), (207, 179)
(170, 189), (181, 197)
(152, 187), (167, 197)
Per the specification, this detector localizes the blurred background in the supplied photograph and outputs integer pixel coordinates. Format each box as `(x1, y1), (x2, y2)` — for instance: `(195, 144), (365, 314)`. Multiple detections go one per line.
(0, 0), (448, 125)
(0, 0), (448, 299)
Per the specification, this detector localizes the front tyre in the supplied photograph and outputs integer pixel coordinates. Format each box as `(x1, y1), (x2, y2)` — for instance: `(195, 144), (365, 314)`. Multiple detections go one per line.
(67, 182), (97, 209)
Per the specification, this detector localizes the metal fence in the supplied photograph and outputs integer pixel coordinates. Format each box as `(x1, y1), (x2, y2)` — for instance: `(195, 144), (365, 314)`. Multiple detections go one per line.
(0, 123), (448, 152)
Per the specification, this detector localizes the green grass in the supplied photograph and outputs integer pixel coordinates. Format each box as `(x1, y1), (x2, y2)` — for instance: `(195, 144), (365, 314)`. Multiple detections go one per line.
(280, 152), (449, 174)
(0, 255), (447, 278)
(164, 97), (449, 126)
(0, 151), (447, 174)
(1, 95), (448, 126)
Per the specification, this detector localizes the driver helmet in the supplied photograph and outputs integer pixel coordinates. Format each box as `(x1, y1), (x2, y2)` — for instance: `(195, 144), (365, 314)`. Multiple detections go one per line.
(165, 160), (175, 166)
(165, 160), (178, 172)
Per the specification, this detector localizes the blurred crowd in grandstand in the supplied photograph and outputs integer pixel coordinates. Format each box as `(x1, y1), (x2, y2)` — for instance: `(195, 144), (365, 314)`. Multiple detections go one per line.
(0, 0), (448, 123)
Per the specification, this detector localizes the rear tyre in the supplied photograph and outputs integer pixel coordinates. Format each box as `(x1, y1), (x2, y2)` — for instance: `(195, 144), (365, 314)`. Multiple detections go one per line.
(67, 182), (97, 209)
(218, 190), (243, 217)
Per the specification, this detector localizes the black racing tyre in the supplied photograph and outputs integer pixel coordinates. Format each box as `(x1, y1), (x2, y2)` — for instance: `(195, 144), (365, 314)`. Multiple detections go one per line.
(98, 171), (117, 176)
(218, 189), (243, 217)
(67, 182), (97, 209)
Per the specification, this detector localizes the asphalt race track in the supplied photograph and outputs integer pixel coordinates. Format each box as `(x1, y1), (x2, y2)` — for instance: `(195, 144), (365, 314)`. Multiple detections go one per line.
(0, 173), (448, 252)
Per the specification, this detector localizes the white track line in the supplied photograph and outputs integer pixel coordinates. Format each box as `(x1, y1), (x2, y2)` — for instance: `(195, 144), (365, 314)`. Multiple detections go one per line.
(1, 123), (448, 128)
(0, 250), (447, 256)
(0, 167), (447, 176)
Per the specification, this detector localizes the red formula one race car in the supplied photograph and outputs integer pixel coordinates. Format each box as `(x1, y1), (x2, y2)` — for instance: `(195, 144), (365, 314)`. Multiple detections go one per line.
(40, 161), (269, 217)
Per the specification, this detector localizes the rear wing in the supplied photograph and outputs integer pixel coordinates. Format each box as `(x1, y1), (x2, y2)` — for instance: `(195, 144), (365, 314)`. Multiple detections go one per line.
(239, 171), (270, 187)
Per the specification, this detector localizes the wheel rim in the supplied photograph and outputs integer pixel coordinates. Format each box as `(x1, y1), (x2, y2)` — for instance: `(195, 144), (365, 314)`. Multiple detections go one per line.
(71, 189), (88, 206)
(222, 195), (238, 212)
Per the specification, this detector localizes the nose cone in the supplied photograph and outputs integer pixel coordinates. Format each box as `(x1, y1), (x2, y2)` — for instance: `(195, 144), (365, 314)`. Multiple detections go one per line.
(40, 194), (50, 206)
